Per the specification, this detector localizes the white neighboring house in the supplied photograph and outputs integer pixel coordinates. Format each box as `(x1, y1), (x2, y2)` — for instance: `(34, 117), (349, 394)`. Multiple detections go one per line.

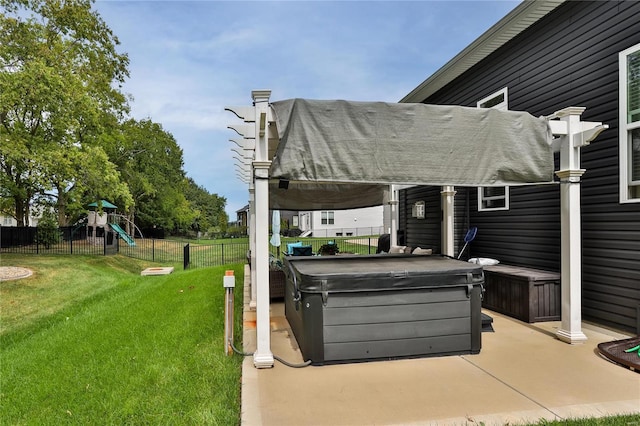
(1, 214), (39, 227)
(297, 205), (384, 237)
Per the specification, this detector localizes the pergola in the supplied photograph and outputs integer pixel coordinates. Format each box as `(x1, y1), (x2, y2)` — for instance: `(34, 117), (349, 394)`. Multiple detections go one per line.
(227, 90), (607, 368)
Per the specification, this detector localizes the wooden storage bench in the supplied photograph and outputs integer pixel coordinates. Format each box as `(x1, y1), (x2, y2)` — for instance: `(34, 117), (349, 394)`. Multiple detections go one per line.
(482, 264), (561, 323)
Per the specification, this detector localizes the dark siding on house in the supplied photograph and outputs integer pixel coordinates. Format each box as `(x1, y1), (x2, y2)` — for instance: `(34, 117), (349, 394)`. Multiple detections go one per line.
(401, 186), (441, 253)
(402, 1), (640, 333)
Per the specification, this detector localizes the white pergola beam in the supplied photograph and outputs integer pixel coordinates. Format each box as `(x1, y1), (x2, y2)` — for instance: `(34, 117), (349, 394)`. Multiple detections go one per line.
(229, 138), (256, 150)
(228, 124), (256, 139)
(225, 106), (256, 122)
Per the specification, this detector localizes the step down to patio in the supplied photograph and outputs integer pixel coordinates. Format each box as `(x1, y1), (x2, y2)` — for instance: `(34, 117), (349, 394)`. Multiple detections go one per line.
(482, 313), (494, 332)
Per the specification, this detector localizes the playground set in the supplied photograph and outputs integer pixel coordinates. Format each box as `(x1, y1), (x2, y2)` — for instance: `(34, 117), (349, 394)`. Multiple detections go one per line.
(86, 200), (140, 248)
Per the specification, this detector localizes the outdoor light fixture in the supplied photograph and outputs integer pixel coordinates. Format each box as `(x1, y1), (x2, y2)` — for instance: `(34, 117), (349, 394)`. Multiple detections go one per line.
(412, 201), (426, 219)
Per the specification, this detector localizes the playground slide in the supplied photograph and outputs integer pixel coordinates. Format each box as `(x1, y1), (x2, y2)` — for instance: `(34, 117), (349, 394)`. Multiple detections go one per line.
(110, 223), (136, 246)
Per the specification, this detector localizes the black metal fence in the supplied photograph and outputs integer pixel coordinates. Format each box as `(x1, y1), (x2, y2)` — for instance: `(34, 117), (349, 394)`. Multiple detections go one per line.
(1, 227), (381, 268)
(1, 226), (249, 269)
(116, 238), (249, 269)
(0, 226), (117, 256)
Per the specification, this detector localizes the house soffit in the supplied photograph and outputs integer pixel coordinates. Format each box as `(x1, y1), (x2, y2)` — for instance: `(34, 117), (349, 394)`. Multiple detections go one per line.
(401, 0), (566, 103)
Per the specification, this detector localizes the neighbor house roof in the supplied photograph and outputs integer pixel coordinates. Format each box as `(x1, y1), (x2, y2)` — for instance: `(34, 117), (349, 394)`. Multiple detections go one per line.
(401, 0), (566, 103)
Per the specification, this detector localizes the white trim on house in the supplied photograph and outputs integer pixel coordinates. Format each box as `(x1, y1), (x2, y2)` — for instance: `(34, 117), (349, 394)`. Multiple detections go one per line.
(477, 87), (508, 110)
(477, 186), (510, 212)
(619, 42), (640, 204)
(477, 87), (510, 211)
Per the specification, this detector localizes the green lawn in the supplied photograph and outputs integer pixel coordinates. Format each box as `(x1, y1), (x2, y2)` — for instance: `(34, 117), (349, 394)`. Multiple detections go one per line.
(1, 254), (637, 426)
(1, 254), (244, 425)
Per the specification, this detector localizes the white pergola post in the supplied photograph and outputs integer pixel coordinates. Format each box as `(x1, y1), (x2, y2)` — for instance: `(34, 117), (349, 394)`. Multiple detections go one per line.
(389, 185), (398, 247)
(548, 107), (606, 343)
(554, 107), (589, 344)
(441, 186), (456, 257)
(251, 90), (274, 368)
(226, 90), (275, 368)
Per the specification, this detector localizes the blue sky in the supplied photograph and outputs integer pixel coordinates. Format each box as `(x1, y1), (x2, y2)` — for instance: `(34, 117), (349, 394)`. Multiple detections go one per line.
(94, 0), (519, 219)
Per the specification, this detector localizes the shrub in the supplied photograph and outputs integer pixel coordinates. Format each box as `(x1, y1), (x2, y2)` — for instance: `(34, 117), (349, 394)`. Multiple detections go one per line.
(35, 210), (61, 249)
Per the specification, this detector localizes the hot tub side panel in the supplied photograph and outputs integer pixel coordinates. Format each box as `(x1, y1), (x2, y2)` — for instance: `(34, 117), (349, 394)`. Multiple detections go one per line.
(285, 280), (326, 363)
(322, 286), (481, 363)
(285, 284), (482, 364)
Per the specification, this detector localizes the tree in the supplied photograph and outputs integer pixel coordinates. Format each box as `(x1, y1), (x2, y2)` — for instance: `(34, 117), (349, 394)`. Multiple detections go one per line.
(103, 118), (195, 234)
(183, 177), (228, 236)
(0, 0), (130, 225)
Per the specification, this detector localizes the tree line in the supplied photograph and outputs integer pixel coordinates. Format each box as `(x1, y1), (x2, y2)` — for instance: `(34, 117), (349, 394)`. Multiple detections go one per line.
(0, 0), (229, 237)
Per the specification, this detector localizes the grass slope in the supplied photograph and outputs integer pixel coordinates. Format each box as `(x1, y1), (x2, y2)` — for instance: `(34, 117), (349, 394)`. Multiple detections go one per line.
(1, 255), (243, 425)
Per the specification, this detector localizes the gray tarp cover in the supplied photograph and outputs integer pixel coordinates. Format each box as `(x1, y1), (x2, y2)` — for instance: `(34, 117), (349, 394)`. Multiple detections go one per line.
(269, 99), (554, 209)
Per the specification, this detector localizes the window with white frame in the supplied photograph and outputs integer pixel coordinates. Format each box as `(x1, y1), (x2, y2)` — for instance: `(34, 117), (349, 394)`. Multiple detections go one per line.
(478, 87), (508, 110)
(478, 186), (510, 211)
(321, 211), (334, 225)
(620, 43), (640, 203)
(477, 88), (510, 210)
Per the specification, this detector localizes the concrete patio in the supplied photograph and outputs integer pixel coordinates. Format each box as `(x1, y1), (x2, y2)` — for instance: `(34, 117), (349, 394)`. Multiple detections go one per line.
(239, 267), (640, 426)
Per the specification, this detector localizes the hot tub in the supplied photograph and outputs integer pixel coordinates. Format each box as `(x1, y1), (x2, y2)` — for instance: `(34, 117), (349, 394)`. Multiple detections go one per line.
(283, 254), (484, 365)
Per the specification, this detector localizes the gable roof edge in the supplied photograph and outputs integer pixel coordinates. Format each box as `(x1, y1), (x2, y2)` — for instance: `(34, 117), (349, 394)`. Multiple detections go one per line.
(400, 0), (566, 103)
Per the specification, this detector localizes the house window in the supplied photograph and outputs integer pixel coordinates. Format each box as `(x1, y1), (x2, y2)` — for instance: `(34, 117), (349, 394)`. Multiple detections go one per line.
(620, 43), (640, 203)
(478, 87), (508, 110)
(321, 211), (334, 225)
(477, 88), (510, 210)
(478, 186), (510, 211)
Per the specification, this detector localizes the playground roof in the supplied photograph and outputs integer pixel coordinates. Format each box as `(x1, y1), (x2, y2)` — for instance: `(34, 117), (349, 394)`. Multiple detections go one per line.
(87, 200), (117, 209)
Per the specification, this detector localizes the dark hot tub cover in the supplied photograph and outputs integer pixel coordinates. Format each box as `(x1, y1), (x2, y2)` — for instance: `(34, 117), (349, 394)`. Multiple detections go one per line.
(286, 254), (484, 294)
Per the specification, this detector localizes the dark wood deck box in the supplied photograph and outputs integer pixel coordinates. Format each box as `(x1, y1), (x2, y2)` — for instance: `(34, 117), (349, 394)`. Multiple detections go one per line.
(482, 265), (561, 323)
(269, 269), (286, 300)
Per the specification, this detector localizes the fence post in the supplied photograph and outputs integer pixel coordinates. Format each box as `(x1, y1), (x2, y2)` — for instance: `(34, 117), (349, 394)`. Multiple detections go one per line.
(183, 243), (190, 270)
(221, 243), (225, 265)
(152, 238), (155, 262)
